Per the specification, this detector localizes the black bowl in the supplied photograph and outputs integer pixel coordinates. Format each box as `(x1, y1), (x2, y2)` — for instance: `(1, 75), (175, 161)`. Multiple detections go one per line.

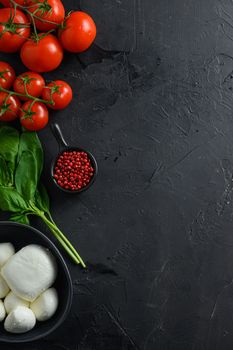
(50, 123), (98, 194)
(51, 147), (98, 194)
(0, 221), (73, 343)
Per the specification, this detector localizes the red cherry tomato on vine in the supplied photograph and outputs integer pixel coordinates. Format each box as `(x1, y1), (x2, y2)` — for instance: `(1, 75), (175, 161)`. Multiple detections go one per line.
(42, 80), (72, 110)
(13, 72), (45, 101)
(0, 8), (30, 53)
(0, 92), (21, 121)
(27, 0), (65, 31)
(0, 0), (30, 6)
(58, 11), (96, 53)
(20, 34), (63, 73)
(20, 101), (48, 131)
(0, 61), (15, 89)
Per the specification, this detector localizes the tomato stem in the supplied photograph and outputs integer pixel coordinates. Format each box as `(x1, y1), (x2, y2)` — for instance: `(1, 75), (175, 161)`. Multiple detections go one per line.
(0, 69), (9, 81)
(0, 87), (54, 105)
(29, 11), (38, 40)
(8, 0), (62, 28)
(27, 98), (36, 113)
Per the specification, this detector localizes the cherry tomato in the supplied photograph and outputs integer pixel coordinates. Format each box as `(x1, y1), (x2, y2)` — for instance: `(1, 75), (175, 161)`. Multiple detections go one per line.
(58, 11), (96, 53)
(20, 34), (63, 73)
(0, 61), (15, 89)
(42, 80), (72, 110)
(0, 0), (30, 6)
(0, 92), (21, 121)
(0, 8), (30, 53)
(20, 101), (48, 131)
(13, 72), (45, 101)
(28, 0), (65, 31)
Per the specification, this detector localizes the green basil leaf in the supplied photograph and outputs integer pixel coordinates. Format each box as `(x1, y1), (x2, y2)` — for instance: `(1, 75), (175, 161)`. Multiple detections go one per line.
(0, 156), (10, 186)
(18, 131), (43, 179)
(10, 213), (30, 225)
(0, 187), (29, 212)
(15, 151), (38, 201)
(0, 126), (19, 179)
(35, 183), (50, 213)
(0, 126), (19, 162)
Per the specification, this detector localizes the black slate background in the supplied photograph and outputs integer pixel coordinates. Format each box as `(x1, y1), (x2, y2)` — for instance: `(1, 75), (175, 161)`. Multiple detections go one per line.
(2, 0), (233, 349)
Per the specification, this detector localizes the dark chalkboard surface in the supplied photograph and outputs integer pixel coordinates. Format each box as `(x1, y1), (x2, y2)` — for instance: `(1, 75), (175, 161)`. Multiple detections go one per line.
(1, 0), (233, 349)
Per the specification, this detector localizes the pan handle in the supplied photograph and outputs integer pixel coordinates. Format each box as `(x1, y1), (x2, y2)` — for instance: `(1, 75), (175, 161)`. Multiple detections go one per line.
(51, 123), (68, 150)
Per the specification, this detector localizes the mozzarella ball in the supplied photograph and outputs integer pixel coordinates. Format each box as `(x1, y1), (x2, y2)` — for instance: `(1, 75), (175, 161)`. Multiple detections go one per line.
(0, 300), (6, 321)
(0, 243), (15, 267)
(30, 288), (58, 321)
(1, 245), (57, 302)
(4, 291), (29, 314)
(0, 274), (9, 298)
(4, 306), (36, 333)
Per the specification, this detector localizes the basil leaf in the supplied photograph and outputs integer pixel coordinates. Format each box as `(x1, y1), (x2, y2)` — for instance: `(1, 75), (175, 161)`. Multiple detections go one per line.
(0, 126), (19, 162)
(35, 183), (50, 213)
(0, 126), (19, 179)
(0, 156), (10, 186)
(10, 213), (30, 225)
(15, 151), (38, 201)
(18, 131), (43, 179)
(0, 187), (29, 212)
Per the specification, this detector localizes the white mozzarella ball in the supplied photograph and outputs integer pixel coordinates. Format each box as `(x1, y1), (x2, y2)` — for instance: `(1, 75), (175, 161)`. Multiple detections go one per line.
(30, 288), (58, 321)
(1, 245), (57, 302)
(0, 274), (9, 298)
(4, 291), (29, 314)
(0, 300), (6, 321)
(4, 306), (36, 333)
(0, 243), (15, 267)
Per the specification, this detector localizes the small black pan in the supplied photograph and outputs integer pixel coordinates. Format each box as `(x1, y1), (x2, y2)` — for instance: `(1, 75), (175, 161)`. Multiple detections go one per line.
(51, 123), (98, 194)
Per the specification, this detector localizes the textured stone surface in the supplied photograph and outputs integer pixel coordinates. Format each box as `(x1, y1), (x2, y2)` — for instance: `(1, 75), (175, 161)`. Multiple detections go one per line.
(2, 0), (233, 348)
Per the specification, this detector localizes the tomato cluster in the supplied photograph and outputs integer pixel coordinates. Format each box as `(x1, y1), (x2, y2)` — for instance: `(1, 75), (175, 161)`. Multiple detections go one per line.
(0, 0), (96, 72)
(0, 61), (73, 130)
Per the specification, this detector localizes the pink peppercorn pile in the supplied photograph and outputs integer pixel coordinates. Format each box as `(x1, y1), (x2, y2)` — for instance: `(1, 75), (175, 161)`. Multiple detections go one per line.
(53, 150), (95, 191)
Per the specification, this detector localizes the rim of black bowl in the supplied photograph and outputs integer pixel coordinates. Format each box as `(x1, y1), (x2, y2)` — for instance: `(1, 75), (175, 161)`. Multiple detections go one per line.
(51, 147), (98, 194)
(0, 221), (73, 343)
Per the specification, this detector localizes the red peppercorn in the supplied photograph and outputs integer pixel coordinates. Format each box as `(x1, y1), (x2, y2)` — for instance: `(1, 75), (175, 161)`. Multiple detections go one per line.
(53, 150), (95, 191)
